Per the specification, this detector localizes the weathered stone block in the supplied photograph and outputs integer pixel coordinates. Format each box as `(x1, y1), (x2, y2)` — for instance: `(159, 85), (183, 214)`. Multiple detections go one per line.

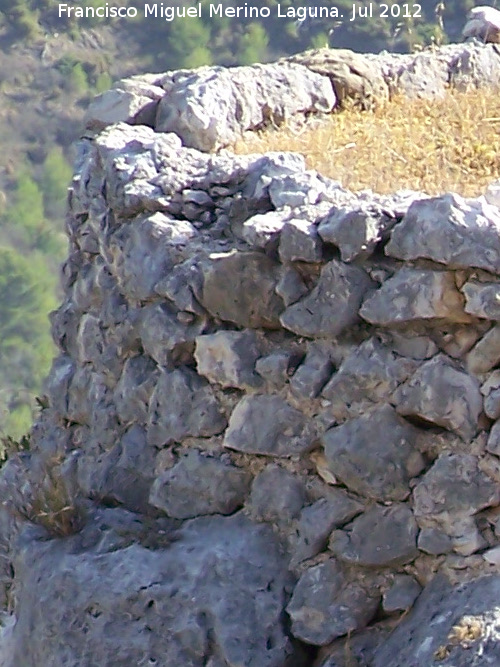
(200, 251), (284, 329)
(467, 324), (500, 374)
(249, 465), (306, 523)
(413, 453), (499, 517)
(147, 368), (227, 446)
(280, 259), (374, 338)
(290, 492), (363, 566)
(150, 450), (251, 519)
(322, 405), (425, 501)
(393, 355), (482, 441)
(321, 337), (416, 420)
(279, 218), (323, 263)
(329, 504), (419, 567)
(462, 280), (500, 319)
(194, 330), (262, 389)
(386, 193), (500, 274)
(287, 559), (379, 645)
(223, 395), (314, 457)
(318, 204), (392, 261)
(360, 269), (471, 324)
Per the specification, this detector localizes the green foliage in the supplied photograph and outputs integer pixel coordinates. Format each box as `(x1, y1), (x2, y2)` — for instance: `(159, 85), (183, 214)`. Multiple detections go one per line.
(94, 71), (113, 94)
(0, 247), (57, 370)
(56, 57), (90, 96)
(69, 62), (89, 95)
(2, 166), (66, 256)
(162, 18), (213, 69)
(1, 1), (40, 38)
(0, 246), (58, 439)
(2, 404), (33, 442)
(238, 23), (269, 65)
(5, 169), (44, 247)
(41, 147), (72, 218)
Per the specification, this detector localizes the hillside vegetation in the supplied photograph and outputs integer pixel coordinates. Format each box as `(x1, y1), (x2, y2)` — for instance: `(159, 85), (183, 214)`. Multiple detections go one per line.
(234, 87), (500, 197)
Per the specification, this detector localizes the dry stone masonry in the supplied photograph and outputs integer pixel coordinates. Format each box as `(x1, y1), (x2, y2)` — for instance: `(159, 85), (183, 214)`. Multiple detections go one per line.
(3, 41), (500, 667)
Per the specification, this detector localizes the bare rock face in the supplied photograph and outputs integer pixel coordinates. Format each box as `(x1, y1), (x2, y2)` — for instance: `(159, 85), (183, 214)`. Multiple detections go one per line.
(200, 251), (285, 329)
(223, 395), (314, 457)
(329, 504), (419, 567)
(283, 48), (389, 109)
(286, 560), (380, 645)
(155, 62), (335, 151)
(2, 513), (293, 667)
(386, 193), (500, 274)
(6, 42), (500, 667)
(372, 575), (500, 667)
(393, 355), (482, 441)
(280, 259), (374, 338)
(322, 405), (424, 501)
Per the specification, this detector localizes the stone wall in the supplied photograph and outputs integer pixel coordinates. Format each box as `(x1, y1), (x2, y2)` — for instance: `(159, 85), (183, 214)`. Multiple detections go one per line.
(2, 42), (500, 667)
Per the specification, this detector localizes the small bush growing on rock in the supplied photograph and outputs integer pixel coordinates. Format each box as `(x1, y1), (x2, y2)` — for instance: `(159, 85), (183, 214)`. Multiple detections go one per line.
(23, 457), (86, 538)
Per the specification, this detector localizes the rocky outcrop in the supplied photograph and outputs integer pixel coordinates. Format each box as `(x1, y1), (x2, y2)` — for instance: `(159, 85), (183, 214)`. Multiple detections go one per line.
(3, 42), (500, 667)
(86, 41), (500, 151)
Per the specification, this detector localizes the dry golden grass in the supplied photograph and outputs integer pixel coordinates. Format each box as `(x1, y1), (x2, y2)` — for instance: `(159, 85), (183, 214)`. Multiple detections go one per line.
(233, 87), (500, 198)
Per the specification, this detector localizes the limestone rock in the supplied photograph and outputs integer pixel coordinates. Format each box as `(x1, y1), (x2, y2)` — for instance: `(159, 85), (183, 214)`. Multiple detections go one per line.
(481, 371), (500, 419)
(149, 450), (251, 519)
(321, 337), (417, 420)
(393, 355), (482, 441)
(255, 351), (294, 390)
(238, 211), (286, 250)
(279, 218), (323, 263)
(394, 51), (449, 98)
(2, 513), (294, 667)
(462, 6), (500, 43)
(360, 269), (471, 324)
(280, 260), (374, 338)
(147, 368), (227, 446)
(467, 324), (500, 374)
(329, 504), (419, 567)
(200, 251), (284, 329)
(386, 193), (500, 274)
(284, 48), (388, 109)
(114, 355), (159, 425)
(372, 574), (500, 667)
(224, 395), (314, 458)
(413, 453), (500, 553)
(382, 575), (422, 613)
(417, 528), (453, 555)
(249, 465), (306, 524)
(155, 62), (335, 151)
(276, 266), (310, 306)
(290, 492), (363, 566)
(268, 171), (328, 209)
(195, 330), (262, 389)
(486, 419), (500, 456)
(315, 623), (392, 667)
(318, 204), (393, 261)
(289, 341), (335, 399)
(112, 426), (158, 508)
(85, 87), (159, 130)
(462, 280), (500, 319)
(138, 302), (206, 367)
(322, 405), (425, 501)
(286, 559), (380, 645)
